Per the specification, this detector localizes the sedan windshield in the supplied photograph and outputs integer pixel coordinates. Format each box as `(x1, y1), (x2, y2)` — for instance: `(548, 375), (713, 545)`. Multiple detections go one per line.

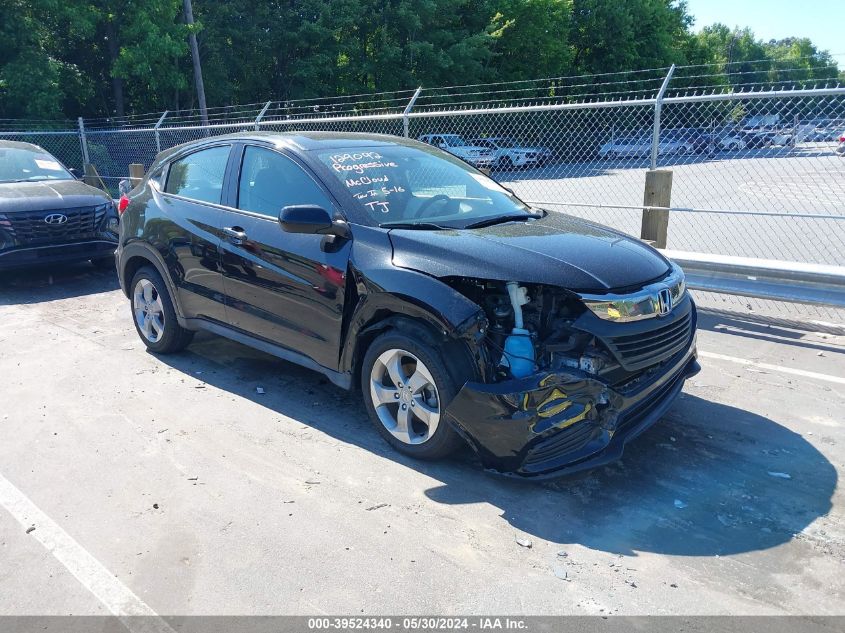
(442, 135), (468, 147)
(315, 144), (535, 229)
(0, 147), (73, 183)
(491, 138), (517, 148)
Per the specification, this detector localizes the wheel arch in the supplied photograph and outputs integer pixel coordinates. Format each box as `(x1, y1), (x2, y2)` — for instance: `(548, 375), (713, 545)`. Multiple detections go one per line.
(119, 242), (187, 323)
(339, 268), (488, 393)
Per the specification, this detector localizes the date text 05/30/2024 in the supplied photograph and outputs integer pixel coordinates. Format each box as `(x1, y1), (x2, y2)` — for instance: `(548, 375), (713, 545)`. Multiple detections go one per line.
(307, 617), (528, 630)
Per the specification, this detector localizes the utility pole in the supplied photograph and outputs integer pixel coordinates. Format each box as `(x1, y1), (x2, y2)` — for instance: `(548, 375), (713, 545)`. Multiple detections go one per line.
(183, 0), (209, 127)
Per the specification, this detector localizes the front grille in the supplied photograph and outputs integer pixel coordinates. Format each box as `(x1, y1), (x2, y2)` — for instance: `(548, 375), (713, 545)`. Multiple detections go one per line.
(5, 206), (106, 245)
(616, 362), (688, 433)
(602, 308), (693, 372)
(523, 422), (602, 468)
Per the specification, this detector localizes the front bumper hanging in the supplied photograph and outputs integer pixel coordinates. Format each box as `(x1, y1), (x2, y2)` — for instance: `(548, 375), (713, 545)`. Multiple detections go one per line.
(446, 345), (701, 479)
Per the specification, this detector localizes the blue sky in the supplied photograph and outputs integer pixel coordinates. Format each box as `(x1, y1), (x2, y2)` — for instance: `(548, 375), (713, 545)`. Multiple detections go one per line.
(685, 0), (844, 60)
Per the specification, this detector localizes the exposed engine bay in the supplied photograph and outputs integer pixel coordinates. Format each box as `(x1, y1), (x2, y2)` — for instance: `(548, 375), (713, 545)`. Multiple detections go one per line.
(444, 277), (612, 382)
(441, 275), (700, 478)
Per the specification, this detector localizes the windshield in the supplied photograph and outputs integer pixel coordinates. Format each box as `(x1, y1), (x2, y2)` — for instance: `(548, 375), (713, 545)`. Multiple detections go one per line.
(0, 147), (73, 183)
(491, 138), (517, 148)
(315, 144), (534, 229)
(442, 135), (468, 147)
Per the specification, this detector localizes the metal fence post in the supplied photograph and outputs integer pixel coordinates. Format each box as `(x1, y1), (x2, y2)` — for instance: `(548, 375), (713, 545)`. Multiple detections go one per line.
(154, 111), (169, 153)
(650, 64), (675, 170)
(77, 117), (90, 167)
(403, 87), (423, 138)
(254, 101), (272, 131)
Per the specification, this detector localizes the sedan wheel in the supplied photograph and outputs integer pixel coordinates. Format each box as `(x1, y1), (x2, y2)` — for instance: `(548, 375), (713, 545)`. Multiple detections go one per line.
(129, 266), (194, 353)
(133, 278), (165, 343)
(361, 330), (464, 460)
(369, 348), (441, 445)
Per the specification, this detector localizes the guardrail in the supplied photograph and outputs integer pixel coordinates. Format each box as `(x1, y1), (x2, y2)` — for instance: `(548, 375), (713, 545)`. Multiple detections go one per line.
(663, 250), (845, 309)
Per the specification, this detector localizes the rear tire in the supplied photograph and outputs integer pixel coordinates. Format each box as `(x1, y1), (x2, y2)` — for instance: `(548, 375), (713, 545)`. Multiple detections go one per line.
(129, 266), (194, 353)
(361, 331), (464, 460)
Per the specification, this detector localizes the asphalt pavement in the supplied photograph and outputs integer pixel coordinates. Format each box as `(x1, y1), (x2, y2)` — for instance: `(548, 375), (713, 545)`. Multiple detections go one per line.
(0, 263), (843, 616)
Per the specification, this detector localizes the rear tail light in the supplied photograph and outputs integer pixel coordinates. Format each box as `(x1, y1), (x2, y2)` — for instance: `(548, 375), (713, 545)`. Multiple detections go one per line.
(117, 194), (130, 215)
(839, 136), (845, 143)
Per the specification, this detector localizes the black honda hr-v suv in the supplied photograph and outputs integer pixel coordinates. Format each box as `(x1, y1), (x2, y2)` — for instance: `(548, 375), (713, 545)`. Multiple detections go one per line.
(0, 140), (118, 270)
(116, 132), (699, 479)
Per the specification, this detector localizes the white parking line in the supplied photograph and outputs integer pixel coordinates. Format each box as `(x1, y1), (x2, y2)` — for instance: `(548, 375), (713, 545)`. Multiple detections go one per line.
(699, 350), (845, 385)
(0, 472), (175, 633)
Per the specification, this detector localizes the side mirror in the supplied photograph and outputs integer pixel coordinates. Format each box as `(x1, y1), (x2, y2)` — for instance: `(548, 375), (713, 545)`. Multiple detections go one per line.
(279, 205), (350, 239)
(68, 167), (81, 179)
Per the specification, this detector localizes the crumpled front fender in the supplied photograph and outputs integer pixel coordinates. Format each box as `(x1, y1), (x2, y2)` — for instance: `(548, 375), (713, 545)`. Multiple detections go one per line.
(445, 349), (700, 478)
(447, 369), (612, 474)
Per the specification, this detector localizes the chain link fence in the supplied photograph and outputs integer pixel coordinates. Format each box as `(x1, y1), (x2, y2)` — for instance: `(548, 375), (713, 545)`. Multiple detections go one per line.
(2, 65), (844, 321)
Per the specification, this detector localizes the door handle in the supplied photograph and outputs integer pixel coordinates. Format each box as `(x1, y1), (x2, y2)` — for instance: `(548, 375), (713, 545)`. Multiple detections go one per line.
(223, 226), (247, 245)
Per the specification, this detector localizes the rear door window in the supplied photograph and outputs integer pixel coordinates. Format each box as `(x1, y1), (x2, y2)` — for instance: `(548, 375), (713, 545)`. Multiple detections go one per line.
(165, 145), (231, 204)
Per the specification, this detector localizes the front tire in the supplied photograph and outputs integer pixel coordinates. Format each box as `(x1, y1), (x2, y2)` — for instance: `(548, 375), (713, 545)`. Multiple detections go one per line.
(361, 331), (464, 460)
(129, 266), (194, 353)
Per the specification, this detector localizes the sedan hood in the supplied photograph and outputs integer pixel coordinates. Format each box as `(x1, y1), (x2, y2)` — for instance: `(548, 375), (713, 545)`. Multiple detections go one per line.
(389, 212), (671, 292)
(0, 179), (111, 213)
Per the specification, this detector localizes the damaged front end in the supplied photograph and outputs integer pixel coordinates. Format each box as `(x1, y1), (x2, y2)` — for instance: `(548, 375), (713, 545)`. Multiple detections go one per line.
(441, 271), (700, 479)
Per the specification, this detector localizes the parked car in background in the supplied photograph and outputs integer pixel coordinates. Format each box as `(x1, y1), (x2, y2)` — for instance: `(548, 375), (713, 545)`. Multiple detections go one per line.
(804, 128), (840, 142)
(740, 131), (776, 148)
(836, 132), (845, 156)
(117, 131), (699, 479)
(598, 135), (691, 159)
(660, 129), (699, 154)
(716, 133), (746, 151)
(598, 137), (649, 158)
(470, 137), (551, 169)
(418, 134), (495, 168)
(741, 128), (793, 148)
(0, 140), (119, 270)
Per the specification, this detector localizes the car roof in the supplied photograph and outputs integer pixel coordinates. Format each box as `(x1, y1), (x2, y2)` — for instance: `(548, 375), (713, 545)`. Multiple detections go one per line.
(0, 140), (45, 152)
(153, 131), (430, 166)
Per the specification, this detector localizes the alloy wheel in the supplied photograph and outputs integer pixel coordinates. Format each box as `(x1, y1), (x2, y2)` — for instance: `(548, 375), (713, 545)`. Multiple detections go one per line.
(369, 348), (441, 445)
(133, 278), (165, 343)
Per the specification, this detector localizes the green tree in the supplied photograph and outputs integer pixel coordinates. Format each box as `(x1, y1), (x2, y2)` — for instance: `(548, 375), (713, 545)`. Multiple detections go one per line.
(489, 0), (573, 82)
(1, 0), (841, 121)
(90, 0), (188, 117)
(0, 0), (96, 119)
(570, 0), (693, 76)
(763, 37), (839, 86)
(691, 24), (769, 88)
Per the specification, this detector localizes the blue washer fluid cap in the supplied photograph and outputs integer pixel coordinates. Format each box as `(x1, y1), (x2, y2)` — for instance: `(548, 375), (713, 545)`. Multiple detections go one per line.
(501, 328), (535, 378)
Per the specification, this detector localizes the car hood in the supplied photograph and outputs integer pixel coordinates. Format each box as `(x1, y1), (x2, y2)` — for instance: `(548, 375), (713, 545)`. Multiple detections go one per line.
(388, 212), (672, 292)
(450, 146), (489, 154)
(0, 179), (111, 213)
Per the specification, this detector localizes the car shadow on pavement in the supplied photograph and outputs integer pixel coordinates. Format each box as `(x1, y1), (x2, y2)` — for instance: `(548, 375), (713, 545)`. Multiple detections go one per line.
(157, 333), (836, 559)
(697, 309), (845, 355)
(425, 391), (837, 557)
(0, 262), (119, 305)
